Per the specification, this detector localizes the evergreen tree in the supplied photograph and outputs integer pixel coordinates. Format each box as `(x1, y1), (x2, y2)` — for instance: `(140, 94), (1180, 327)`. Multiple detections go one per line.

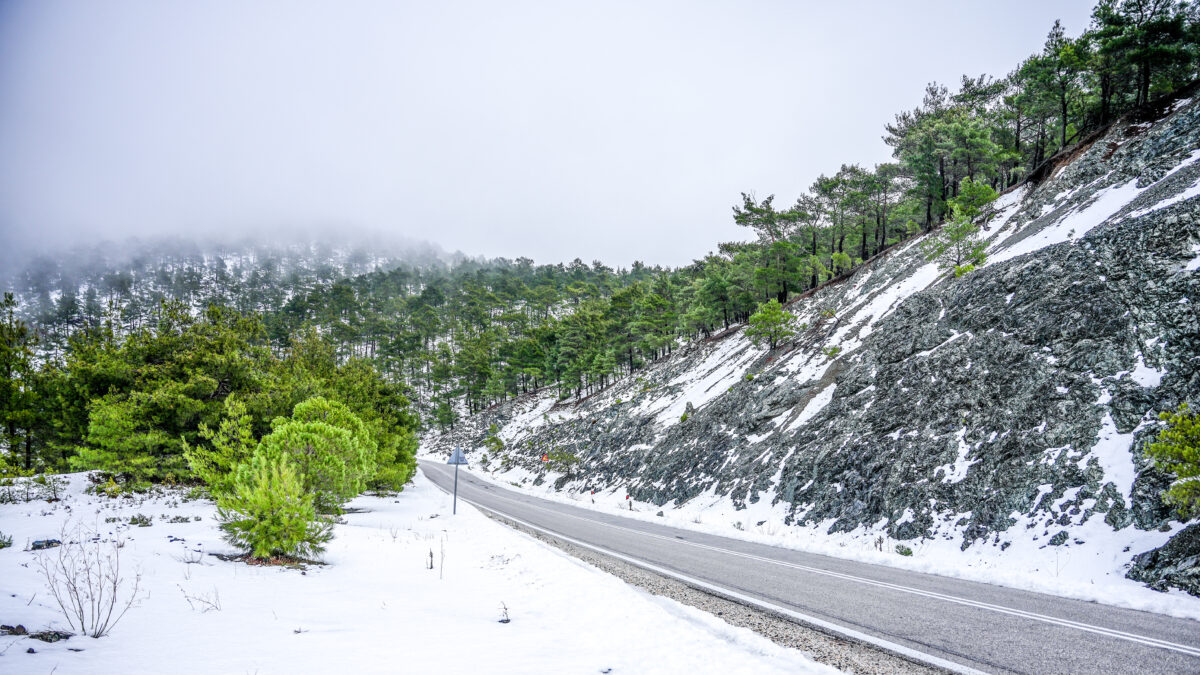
(0, 293), (36, 470)
(745, 299), (796, 350)
(184, 396), (257, 497)
(217, 449), (332, 560)
(1146, 403), (1200, 517)
(256, 399), (374, 514)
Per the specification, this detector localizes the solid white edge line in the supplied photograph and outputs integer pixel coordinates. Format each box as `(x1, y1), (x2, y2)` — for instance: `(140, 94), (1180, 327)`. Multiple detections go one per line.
(476, 501), (991, 675)
(429, 463), (1200, 658)
(421, 467), (987, 675)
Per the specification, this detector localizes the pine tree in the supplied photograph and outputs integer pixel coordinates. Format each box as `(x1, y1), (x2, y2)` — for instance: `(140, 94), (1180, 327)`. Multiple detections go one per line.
(1146, 403), (1200, 518)
(0, 293), (36, 470)
(257, 399), (373, 514)
(923, 177), (998, 278)
(184, 396), (257, 497)
(217, 449), (332, 560)
(745, 299), (796, 350)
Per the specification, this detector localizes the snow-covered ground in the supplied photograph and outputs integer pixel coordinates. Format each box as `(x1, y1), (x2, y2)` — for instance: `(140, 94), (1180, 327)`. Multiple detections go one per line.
(444, 458), (1200, 622)
(0, 473), (831, 674)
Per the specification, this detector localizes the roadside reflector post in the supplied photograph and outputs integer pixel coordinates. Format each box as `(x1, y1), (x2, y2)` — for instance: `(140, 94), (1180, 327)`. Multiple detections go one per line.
(447, 447), (468, 514)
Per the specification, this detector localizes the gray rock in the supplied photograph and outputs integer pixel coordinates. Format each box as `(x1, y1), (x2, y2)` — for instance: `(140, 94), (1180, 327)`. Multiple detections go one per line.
(1126, 524), (1200, 596)
(425, 96), (1200, 589)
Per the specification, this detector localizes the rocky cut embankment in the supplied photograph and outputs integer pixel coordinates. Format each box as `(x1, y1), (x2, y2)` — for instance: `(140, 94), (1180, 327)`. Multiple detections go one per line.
(425, 94), (1200, 595)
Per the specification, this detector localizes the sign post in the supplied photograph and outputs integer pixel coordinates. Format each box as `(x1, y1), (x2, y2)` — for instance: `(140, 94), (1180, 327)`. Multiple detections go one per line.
(447, 447), (468, 514)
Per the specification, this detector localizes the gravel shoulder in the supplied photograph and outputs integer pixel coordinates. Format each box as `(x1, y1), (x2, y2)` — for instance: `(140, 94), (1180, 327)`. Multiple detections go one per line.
(484, 511), (949, 675)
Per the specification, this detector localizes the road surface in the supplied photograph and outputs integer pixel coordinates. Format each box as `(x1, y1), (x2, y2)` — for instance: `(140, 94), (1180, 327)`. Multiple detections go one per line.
(419, 460), (1200, 675)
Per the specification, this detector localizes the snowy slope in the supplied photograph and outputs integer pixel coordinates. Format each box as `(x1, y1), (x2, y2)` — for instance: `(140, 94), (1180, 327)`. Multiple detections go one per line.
(0, 473), (829, 674)
(423, 93), (1200, 609)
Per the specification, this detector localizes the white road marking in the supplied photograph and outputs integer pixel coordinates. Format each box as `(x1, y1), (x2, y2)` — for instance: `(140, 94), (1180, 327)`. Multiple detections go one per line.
(424, 464), (1200, 662)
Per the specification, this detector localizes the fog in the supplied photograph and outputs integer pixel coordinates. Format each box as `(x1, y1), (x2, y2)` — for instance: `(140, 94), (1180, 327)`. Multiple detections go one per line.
(0, 0), (1094, 268)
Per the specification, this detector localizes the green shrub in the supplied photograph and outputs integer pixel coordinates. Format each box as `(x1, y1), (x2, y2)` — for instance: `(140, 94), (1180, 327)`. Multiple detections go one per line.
(73, 393), (171, 487)
(258, 398), (375, 513)
(1146, 403), (1200, 518)
(217, 450), (332, 560)
(546, 450), (581, 477)
(0, 531), (11, 549)
(483, 424), (505, 459)
(680, 413), (688, 422)
(184, 397), (256, 499)
(745, 299), (796, 350)
(289, 397), (378, 476)
(895, 544), (913, 557)
(128, 513), (152, 527)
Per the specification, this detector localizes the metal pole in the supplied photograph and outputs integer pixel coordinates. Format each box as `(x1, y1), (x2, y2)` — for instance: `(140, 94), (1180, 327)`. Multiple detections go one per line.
(453, 460), (459, 515)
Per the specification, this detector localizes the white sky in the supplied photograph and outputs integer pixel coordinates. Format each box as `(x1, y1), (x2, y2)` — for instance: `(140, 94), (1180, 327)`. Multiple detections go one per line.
(0, 0), (1095, 267)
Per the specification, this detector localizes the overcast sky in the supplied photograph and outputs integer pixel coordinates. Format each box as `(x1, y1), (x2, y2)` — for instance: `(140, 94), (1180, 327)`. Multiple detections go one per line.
(0, 0), (1095, 267)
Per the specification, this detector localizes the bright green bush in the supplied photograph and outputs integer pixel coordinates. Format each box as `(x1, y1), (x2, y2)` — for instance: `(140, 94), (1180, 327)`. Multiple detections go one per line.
(1146, 403), (1200, 518)
(546, 450), (580, 477)
(184, 397), (257, 498)
(217, 450), (331, 560)
(74, 393), (174, 487)
(258, 398), (374, 513)
(745, 299), (796, 350)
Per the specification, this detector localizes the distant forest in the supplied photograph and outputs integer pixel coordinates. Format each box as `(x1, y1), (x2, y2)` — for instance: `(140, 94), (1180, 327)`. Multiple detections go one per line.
(2, 0), (1198, 478)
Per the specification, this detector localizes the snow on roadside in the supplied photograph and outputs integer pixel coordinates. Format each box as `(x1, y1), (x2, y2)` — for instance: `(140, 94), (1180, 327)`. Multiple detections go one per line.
(447, 460), (1200, 622)
(1081, 413), (1139, 506)
(0, 472), (831, 674)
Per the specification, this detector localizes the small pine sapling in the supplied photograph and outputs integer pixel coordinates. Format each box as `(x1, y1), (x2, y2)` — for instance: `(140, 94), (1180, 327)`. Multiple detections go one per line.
(217, 450), (332, 560)
(746, 299), (797, 350)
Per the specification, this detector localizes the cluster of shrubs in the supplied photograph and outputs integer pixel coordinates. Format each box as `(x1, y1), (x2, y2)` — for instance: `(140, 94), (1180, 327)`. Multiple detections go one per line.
(186, 396), (389, 561)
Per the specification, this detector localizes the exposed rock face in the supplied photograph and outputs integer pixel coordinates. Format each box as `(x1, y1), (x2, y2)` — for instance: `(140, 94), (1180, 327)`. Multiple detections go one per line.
(426, 95), (1200, 592)
(1127, 524), (1200, 597)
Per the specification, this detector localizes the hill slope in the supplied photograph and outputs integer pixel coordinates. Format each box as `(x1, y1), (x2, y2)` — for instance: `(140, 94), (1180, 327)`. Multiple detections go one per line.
(425, 93), (1200, 601)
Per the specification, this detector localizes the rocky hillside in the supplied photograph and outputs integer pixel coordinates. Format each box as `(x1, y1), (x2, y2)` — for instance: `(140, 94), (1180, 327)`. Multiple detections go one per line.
(425, 93), (1200, 597)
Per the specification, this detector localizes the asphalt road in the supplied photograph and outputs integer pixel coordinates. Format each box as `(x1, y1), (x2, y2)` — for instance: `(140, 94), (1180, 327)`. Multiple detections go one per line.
(420, 460), (1200, 675)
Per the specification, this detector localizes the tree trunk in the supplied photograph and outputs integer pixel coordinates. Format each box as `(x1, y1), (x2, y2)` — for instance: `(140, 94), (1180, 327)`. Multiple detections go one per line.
(1060, 89), (1069, 148)
(810, 229), (819, 288)
(1015, 107), (1023, 154)
(1100, 73), (1111, 124)
(938, 156), (947, 208)
(1139, 61), (1150, 106)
